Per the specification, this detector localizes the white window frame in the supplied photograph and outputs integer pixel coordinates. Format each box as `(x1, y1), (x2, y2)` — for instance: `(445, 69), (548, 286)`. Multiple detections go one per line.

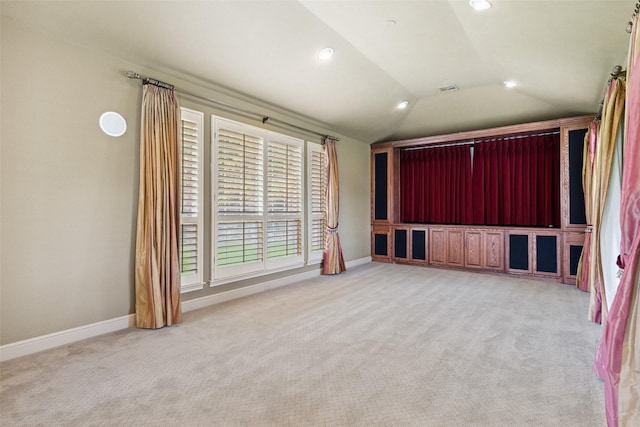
(211, 116), (305, 283)
(307, 141), (327, 265)
(179, 108), (205, 292)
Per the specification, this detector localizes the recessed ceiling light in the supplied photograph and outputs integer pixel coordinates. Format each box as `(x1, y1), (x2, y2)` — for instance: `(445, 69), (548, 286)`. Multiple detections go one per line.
(397, 101), (409, 109)
(503, 80), (518, 88)
(318, 47), (334, 61)
(469, 0), (492, 11)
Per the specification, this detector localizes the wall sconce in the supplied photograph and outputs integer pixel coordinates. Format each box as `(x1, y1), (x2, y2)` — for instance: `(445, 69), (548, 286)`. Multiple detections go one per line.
(99, 112), (127, 137)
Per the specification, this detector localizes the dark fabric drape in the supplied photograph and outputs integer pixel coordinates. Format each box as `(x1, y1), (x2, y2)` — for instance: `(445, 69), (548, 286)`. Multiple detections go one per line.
(400, 145), (472, 224)
(471, 133), (560, 227)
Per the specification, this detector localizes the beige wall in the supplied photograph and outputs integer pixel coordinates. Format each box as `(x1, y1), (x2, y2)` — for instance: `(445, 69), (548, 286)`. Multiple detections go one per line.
(0, 18), (371, 345)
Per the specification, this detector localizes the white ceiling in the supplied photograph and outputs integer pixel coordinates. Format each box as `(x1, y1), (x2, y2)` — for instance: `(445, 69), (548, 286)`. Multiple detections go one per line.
(1, 0), (633, 143)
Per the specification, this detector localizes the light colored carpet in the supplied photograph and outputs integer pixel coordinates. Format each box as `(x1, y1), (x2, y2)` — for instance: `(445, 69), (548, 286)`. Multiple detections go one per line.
(0, 263), (605, 426)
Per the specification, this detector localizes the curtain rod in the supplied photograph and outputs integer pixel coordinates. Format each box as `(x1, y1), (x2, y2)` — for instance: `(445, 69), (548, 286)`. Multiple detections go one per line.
(596, 65), (627, 119)
(124, 71), (339, 142)
(402, 130), (560, 151)
(627, 1), (639, 33)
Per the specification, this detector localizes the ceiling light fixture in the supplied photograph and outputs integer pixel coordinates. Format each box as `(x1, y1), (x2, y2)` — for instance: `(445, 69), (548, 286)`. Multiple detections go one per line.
(318, 47), (334, 61)
(469, 0), (492, 11)
(503, 80), (518, 88)
(397, 101), (409, 109)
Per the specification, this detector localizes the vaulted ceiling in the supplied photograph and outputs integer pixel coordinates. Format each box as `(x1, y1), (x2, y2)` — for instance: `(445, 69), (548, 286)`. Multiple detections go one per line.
(1, 1), (633, 142)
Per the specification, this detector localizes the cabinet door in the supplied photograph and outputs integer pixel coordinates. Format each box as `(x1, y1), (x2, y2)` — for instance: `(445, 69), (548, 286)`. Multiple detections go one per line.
(372, 226), (391, 263)
(411, 229), (427, 262)
(533, 232), (561, 278)
(465, 230), (483, 269)
(372, 148), (395, 224)
(507, 233), (532, 274)
(394, 228), (408, 260)
(484, 231), (504, 271)
(465, 230), (504, 271)
(429, 228), (447, 265)
(535, 235), (557, 273)
(561, 119), (592, 229)
(563, 232), (585, 285)
(447, 230), (464, 267)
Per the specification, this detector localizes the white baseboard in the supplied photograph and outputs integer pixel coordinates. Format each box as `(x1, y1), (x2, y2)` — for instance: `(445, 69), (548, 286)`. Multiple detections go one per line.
(345, 256), (371, 268)
(0, 257), (371, 362)
(184, 256), (370, 311)
(0, 314), (136, 362)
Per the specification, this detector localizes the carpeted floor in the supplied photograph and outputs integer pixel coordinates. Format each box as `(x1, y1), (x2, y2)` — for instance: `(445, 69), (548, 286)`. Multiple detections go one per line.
(0, 263), (605, 426)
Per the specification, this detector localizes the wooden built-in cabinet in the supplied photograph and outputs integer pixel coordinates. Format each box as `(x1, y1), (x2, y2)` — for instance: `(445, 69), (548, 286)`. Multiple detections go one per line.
(388, 225), (511, 275)
(372, 115), (592, 285)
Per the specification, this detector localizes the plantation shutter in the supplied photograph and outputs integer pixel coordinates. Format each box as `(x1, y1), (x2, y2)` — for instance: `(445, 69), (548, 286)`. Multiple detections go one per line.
(267, 138), (303, 267)
(217, 128), (264, 215)
(179, 108), (204, 291)
(214, 120), (265, 277)
(212, 116), (305, 280)
(307, 142), (327, 263)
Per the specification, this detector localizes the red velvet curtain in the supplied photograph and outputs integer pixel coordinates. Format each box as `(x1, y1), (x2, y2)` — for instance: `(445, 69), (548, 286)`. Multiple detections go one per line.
(471, 133), (560, 226)
(400, 145), (472, 224)
(401, 133), (560, 226)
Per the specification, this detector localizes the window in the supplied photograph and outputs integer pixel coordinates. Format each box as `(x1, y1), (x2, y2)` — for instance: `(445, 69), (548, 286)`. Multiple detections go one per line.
(307, 141), (327, 264)
(179, 108), (204, 292)
(212, 116), (304, 280)
(177, 112), (326, 285)
(266, 138), (303, 269)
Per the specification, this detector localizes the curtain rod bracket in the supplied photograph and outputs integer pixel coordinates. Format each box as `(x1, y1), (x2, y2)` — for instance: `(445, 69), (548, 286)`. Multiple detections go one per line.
(125, 71), (141, 79)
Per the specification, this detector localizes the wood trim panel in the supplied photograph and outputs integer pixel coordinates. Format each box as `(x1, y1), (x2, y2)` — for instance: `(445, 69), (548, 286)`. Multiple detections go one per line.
(372, 115), (594, 149)
(392, 149), (401, 224)
(560, 117), (592, 230)
(371, 147), (393, 225)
